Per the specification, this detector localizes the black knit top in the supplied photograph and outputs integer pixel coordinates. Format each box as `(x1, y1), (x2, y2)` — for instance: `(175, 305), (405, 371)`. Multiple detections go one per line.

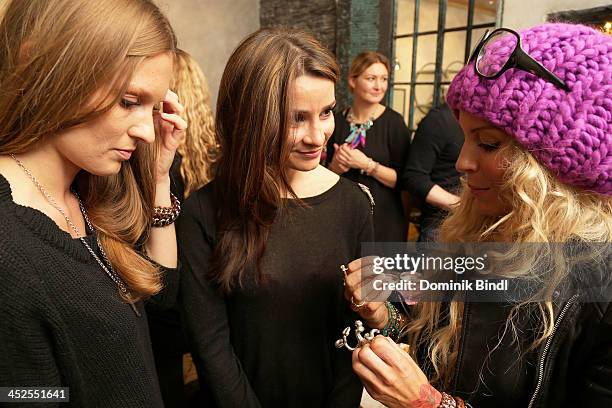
(327, 107), (411, 242)
(0, 174), (178, 407)
(178, 177), (374, 407)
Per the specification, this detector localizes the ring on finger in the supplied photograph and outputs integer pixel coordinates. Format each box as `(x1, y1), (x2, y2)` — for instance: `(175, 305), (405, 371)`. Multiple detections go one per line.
(351, 296), (366, 308)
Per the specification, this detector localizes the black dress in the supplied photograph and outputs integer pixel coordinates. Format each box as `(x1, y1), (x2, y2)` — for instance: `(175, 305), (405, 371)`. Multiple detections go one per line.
(0, 174), (178, 407)
(401, 104), (463, 242)
(178, 177), (374, 407)
(327, 107), (411, 242)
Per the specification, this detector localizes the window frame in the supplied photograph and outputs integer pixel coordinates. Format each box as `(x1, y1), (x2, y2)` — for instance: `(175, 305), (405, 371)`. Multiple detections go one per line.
(391, 0), (503, 133)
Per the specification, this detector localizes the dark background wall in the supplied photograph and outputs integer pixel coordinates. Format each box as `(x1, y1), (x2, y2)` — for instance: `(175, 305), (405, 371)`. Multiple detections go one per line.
(260, 0), (394, 109)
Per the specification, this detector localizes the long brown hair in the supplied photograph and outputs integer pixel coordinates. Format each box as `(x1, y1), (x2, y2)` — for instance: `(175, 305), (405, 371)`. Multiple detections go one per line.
(0, 0), (177, 301)
(212, 27), (339, 292)
(170, 49), (218, 198)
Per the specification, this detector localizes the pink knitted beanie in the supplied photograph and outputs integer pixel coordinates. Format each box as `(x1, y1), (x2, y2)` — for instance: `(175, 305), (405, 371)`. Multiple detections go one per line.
(447, 23), (611, 195)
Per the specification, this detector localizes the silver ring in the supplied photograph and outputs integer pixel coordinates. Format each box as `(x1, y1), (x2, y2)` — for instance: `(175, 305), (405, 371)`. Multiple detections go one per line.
(351, 296), (366, 308)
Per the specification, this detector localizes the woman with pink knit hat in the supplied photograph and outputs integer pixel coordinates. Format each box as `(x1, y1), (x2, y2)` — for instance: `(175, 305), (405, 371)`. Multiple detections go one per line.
(345, 23), (611, 407)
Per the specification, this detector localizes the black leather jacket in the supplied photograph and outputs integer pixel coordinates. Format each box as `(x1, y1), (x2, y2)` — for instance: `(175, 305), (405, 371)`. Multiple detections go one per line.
(434, 299), (612, 407)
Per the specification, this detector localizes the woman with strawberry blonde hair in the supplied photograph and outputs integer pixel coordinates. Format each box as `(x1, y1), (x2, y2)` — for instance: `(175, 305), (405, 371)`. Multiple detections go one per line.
(0, 0), (186, 406)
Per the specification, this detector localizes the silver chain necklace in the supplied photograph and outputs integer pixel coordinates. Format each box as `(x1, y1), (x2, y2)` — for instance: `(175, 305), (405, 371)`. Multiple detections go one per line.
(10, 154), (140, 317)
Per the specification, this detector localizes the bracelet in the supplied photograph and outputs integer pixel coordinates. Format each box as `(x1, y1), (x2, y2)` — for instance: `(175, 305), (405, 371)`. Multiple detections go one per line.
(367, 161), (379, 176)
(381, 301), (405, 341)
(152, 192), (181, 227)
(438, 392), (457, 408)
(360, 158), (374, 175)
(436, 393), (465, 408)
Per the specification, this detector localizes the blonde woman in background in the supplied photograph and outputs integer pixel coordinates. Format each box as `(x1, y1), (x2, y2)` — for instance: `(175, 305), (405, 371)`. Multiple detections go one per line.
(327, 51), (411, 242)
(170, 49), (219, 201)
(148, 49), (218, 407)
(0, 1), (186, 406)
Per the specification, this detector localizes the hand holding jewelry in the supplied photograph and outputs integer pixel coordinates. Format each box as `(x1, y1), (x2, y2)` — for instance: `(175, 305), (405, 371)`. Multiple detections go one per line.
(352, 336), (442, 408)
(335, 320), (380, 351)
(343, 256), (393, 328)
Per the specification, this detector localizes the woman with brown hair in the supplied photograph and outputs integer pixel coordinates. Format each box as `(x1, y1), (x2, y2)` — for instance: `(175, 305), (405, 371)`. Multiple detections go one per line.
(179, 28), (374, 407)
(0, 0), (186, 406)
(327, 51), (411, 242)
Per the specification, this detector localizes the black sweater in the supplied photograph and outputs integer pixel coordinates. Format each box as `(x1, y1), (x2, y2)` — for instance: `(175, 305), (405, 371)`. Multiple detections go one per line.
(0, 174), (178, 407)
(401, 104), (463, 227)
(327, 107), (411, 242)
(178, 177), (374, 407)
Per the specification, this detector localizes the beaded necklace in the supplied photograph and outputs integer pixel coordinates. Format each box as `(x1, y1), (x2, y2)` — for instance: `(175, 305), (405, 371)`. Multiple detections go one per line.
(344, 107), (377, 148)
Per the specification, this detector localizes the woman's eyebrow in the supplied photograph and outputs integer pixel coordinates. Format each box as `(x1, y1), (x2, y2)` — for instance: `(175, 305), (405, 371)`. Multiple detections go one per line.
(126, 86), (163, 103)
(323, 101), (337, 111)
(292, 101), (337, 115)
(470, 125), (499, 133)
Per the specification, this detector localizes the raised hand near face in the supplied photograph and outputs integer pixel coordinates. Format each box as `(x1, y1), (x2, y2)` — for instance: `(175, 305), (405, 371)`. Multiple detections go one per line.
(154, 89), (187, 182)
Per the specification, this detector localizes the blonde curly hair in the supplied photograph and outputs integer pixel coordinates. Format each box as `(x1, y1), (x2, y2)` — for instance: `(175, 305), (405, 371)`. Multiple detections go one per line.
(402, 141), (612, 387)
(170, 49), (218, 198)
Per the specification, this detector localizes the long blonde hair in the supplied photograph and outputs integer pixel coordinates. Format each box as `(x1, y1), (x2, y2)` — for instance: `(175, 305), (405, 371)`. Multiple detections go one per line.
(0, 0), (177, 301)
(170, 49), (218, 198)
(403, 142), (612, 387)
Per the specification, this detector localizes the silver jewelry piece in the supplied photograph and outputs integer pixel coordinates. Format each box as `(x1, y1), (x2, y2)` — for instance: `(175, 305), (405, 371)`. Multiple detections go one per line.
(10, 154), (140, 316)
(341, 264), (348, 286)
(335, 320), (380, 351)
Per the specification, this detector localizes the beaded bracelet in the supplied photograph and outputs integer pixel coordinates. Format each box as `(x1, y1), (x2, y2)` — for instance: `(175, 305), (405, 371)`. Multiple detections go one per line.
(436, 393), (466, 408)
(381, 301), (405, 341)
(438, 392), (457, 408)
(152, 192), (181, 228)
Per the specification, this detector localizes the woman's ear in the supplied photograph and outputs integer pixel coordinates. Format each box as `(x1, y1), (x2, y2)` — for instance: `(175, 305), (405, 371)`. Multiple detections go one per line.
(348, 77), (356, 93)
